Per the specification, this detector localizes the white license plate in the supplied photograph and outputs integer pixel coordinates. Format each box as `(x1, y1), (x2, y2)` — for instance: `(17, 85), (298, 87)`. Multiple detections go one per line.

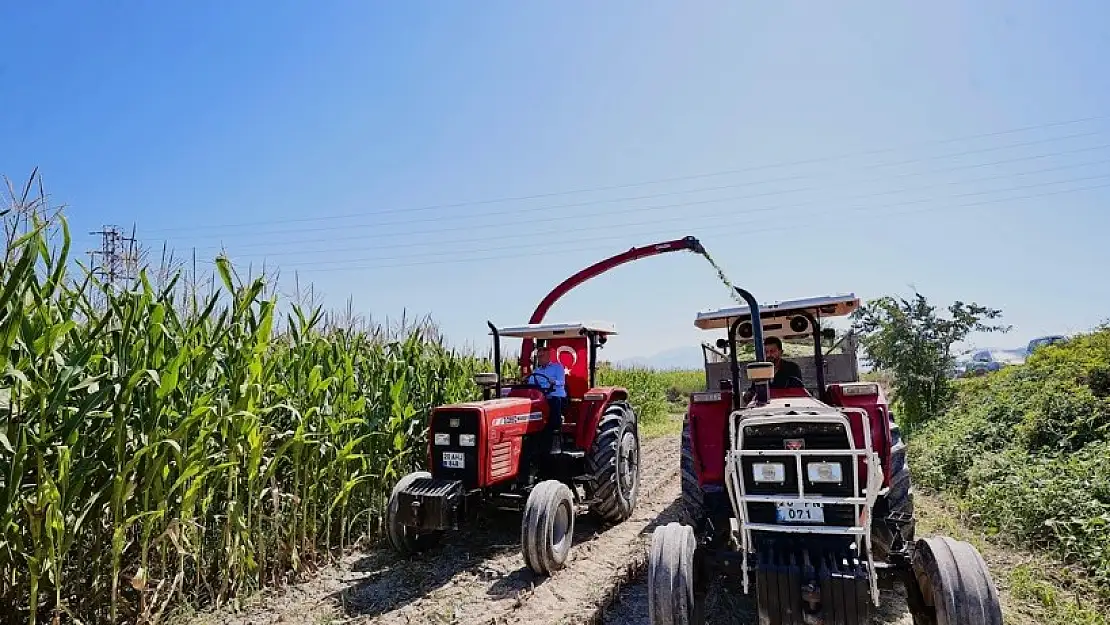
(442, 452), (465, 469)
(775, 500), (825, 523)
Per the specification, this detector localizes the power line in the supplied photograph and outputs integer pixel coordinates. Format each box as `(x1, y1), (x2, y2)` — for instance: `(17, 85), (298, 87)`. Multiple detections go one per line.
(282, 180), (1110, 276)
(181, 140), (1110, 253)
(202, 157), (1110, 262)
(144, 116), (1110, 237)
(213, 175), (1110, 272)
(157, 131), (1110, 253)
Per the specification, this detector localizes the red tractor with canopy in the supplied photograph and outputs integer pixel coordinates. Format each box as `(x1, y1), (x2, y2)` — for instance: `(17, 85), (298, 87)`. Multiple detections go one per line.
(648, 288), (1002, 625)
(385, 236), (706, 575)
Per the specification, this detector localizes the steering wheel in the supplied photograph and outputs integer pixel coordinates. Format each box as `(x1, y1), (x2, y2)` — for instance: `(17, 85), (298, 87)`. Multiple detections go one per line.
(527, 371), (556, 394)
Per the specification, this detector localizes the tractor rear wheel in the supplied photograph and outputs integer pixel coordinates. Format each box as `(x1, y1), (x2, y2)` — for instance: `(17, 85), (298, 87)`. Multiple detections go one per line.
(588, 401), (641, 524)
(386, 471), (442, 556)
(648, 522), (704, 625)
(909, 536), (1003, 625)
(679, 415), (705, 527)
(872, 419), (916, 559)
(521, 479), (576, 576)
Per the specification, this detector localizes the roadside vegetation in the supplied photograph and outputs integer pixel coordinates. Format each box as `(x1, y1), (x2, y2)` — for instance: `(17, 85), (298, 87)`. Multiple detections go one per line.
(852, 291), (1110, 618)
(597, 365), (703, 438)
(910, 328), (1110, 600)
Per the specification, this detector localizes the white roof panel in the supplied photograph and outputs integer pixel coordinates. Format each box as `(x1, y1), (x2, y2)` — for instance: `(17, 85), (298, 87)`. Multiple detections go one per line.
(694, 294), (859, 330)
(494, 321), (618, 339)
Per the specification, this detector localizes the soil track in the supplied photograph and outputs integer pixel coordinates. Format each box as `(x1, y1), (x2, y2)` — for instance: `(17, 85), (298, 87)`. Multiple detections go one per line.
(187, 434), (1050, 625)
(188, 434), (683, 625)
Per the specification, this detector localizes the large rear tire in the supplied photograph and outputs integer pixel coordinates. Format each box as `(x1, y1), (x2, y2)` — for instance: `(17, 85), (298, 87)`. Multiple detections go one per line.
(522, 480), (576, 576)
(588, 401), (641, 524)
(679, 415), (705, 527)
(872, 419), (916, 559)
(386, 471), (442, 556)
(910, 536), (1003, 625)
(648, 522), (703, 625)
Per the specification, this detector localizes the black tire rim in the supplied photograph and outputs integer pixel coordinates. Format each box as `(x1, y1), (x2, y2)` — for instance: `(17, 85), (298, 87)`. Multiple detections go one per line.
(617, 429), (639, 502)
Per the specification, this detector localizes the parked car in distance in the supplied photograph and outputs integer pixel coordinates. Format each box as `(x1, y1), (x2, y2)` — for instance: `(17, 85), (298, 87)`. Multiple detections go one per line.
(962, 349), (1025, 376)
(1027, 335), (1067, 354)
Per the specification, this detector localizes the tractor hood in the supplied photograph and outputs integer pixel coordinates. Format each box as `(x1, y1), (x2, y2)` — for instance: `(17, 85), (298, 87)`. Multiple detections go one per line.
(437, 397), (535, 413)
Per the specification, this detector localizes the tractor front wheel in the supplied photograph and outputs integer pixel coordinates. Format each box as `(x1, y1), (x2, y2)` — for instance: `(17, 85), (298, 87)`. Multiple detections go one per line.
(647, 522), (704, 625)
(909, 536), (1003, 625)
(522, 479), (576, 576)
(386, 471), (442, 556)
(588, 401), (641, 524)
(679, 414), (704, 527)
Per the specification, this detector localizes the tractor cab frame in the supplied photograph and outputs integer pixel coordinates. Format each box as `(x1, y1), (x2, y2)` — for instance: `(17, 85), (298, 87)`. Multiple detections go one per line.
(694, 292), (862, 405)
(697, 294), (862, 401)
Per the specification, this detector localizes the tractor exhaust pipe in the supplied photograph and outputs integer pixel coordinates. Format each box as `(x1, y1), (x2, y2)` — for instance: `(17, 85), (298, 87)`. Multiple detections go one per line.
(487, 321), (502, 399)
(730, 286), (769, 408)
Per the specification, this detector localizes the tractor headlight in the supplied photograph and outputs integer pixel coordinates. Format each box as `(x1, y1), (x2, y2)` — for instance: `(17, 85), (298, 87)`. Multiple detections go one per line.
(434, 433), (450, 446)
(752, 462), (786, 483)
(459, 434), (476, 447)
(807, 462), (843, 483)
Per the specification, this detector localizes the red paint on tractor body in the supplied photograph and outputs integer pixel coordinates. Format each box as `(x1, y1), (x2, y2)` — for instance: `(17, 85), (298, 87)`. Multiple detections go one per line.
(825, 384), (894, 488)
(687, 392), (733, 486)
(686, 384), (895, 490)
(427, 397), (546, 488)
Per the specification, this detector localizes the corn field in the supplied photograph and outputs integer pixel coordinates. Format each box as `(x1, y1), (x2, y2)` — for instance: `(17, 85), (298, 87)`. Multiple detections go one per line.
(0, 198), (485, 623)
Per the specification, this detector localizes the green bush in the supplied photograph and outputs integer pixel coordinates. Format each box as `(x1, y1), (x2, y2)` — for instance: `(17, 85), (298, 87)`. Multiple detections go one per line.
(910, 327), (1110, 596)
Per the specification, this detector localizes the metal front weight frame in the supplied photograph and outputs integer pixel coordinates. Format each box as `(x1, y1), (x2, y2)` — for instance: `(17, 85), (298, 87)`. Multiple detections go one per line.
(723, 408), (885, 606)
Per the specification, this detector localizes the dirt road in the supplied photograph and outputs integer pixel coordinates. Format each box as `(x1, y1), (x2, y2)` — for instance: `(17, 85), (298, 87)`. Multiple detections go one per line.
(189, 434), (683, 625)
(188, 433), (1049, 625)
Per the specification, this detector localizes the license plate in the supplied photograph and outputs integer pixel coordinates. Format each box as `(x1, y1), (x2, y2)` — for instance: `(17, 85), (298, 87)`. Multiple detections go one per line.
(775, 500), (824, 523)
(442, 452), (465, 469)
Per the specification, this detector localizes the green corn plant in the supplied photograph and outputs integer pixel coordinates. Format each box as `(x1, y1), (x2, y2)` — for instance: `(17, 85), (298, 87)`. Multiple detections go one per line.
(0, 194), (485, 624)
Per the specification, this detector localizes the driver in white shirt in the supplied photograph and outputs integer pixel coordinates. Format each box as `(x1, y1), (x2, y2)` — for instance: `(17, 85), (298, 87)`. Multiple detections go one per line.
(528, 344), (567, 454)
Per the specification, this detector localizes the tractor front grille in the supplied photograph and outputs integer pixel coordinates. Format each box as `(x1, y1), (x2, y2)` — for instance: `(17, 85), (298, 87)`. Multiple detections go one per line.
(737, 420), (862, 527)
(431, 409), (481, 488)
(741, 422), (852, 450)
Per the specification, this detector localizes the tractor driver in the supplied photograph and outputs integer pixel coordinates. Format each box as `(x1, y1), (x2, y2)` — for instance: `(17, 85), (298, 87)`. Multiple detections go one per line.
(528, 344), (567, 454)
(743, 336), (805, 403)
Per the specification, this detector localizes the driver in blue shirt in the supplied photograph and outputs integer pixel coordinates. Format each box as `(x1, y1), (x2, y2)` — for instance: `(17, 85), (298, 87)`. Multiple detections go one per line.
(529, 344), (567, 454)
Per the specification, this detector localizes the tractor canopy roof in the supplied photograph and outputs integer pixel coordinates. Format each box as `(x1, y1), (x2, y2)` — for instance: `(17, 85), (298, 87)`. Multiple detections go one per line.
(493, 321), (618, 340)
(693, 293), (859, 331)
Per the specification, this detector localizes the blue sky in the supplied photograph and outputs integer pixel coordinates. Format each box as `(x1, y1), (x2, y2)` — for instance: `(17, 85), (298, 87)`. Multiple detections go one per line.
(3, 1), (1109, 362)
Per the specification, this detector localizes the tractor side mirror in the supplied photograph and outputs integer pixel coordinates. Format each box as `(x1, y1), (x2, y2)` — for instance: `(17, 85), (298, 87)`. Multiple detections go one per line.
(821, 328), (836, 341)
(474, 372), (499, 387)
(715, 338), (729, 351)
(747, 361), (775, 382)
(475, 372), (500, 400)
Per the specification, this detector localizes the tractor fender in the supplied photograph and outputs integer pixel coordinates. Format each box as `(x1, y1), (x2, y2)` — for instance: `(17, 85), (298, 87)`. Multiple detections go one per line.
(574, 386), (630, 450)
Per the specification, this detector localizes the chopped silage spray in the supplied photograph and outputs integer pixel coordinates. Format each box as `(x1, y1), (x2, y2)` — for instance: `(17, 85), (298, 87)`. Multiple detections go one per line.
(697, 247), (747, 307)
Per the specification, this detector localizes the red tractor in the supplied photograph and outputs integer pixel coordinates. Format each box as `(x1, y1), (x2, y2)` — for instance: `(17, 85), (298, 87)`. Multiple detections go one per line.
(385, 237), (706, 575)
(649, 289), (1002, 625)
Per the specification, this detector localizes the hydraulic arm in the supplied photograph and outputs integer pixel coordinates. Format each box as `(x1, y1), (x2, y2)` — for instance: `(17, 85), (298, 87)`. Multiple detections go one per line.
(519, 236), (705, 374)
